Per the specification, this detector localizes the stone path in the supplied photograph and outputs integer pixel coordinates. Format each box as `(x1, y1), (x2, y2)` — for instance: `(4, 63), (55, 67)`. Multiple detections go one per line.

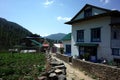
(51, 53), (96, 80)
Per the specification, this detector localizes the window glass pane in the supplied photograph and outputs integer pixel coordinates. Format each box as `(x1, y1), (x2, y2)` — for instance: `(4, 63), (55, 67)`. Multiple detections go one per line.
(112, 48), (119, 56)
(84, 8), (92, 18)
(77, 30), (84, 42)
(91, 28), (101, 42)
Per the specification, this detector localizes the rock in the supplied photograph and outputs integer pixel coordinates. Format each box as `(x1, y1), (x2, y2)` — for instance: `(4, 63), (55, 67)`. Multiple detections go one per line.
(54, 65), (66, 69)
(50, 61), (63, 67)
(49, 73), (58, 80)
(45, 53), (67, 80)
(55, 69), (62, 74)
(48, 69), (55, 74)
(58, 74), (66, 80)
(49, 73), (56, 77)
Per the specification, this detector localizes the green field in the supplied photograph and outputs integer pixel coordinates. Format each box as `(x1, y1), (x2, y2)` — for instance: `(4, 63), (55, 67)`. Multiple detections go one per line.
(0, 53), (46, 80)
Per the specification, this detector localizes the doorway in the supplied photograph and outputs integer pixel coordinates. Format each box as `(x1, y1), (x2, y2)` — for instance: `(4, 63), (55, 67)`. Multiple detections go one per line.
(79, 46), (97, 61)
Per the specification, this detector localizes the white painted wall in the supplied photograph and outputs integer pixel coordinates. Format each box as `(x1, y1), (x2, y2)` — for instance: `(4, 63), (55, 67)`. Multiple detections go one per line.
(111, 25), (120, 48)
(63, 40), (71, 52)
(71, 16), (113, 60)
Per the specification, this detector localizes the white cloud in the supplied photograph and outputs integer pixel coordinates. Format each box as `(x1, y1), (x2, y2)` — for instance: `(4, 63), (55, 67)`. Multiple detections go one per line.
(57, 16), (71, 21)
(100, 0), (109, 4)
(111, 8), (117, 11)
(43, 0), (54, 7)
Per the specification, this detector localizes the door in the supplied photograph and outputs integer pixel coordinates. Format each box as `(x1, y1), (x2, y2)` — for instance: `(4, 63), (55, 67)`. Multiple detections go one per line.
(66, 45), (71, 55)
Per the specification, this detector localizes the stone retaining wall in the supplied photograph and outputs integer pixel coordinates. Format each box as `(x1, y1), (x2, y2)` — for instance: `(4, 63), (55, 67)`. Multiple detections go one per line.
(56, 53), (120, 80)
(72, 58), (120, 80)
(56, 53), (70, 63)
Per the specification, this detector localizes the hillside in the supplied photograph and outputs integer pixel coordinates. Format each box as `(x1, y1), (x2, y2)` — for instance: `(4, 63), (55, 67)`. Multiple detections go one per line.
(45, 33), (66, 40)
(0, 18), (33, 52)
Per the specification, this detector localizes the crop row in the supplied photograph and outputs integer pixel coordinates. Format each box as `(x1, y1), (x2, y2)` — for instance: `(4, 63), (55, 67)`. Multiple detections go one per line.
(0, 53), (46, 80)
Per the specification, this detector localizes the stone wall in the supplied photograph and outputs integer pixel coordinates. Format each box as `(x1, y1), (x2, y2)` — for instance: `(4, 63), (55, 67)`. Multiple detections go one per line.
(56, 53), (120, 80)
(56, 53), (70, 63)
(72, 58), (120, 80)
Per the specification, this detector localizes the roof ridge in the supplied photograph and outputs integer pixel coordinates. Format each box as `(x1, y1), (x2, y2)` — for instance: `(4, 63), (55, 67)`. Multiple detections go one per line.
(70, 4), (111, 21)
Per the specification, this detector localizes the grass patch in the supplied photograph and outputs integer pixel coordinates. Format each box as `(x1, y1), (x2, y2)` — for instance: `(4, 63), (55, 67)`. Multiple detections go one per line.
(0, 53), (46, 80)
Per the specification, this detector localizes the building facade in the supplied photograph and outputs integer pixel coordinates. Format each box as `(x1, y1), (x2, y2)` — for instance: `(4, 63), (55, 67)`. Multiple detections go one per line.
(62, 33), (71, 56)
(65, 4), (120, 62)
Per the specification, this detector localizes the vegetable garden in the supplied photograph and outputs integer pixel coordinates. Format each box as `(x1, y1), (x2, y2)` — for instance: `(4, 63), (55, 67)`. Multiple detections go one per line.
(0, 53), (46, 80)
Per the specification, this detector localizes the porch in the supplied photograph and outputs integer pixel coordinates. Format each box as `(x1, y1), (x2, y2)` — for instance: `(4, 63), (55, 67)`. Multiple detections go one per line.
(75, 43), (98, 62)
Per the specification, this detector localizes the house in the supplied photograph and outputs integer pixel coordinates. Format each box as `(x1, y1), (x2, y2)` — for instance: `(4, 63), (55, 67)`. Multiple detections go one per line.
(42, 39), (50, 52)
(62, 33), (71, 56)
(65, 4), (120, 63)
(17, 36), (44, 53)
(51, 43), (63, 53)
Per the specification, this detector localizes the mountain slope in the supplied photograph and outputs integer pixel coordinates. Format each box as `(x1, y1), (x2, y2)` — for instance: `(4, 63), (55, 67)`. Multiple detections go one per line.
(45, 33), (66, 40)
(0, 18), (33, 51)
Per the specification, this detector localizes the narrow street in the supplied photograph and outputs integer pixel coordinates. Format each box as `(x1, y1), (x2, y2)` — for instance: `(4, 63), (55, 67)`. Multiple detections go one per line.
(51, 53), (96, 80)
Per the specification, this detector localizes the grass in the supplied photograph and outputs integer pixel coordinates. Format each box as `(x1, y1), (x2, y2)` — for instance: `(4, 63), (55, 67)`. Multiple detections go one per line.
(0, 53), (46, 80)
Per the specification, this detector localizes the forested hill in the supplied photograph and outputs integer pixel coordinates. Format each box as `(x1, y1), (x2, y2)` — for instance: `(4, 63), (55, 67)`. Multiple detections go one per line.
(0, 18), (33, 51)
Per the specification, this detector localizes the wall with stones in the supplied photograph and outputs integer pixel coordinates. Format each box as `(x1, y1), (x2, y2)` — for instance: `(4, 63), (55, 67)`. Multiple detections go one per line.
(56, 53), (120, 80)
(56, 53), (70, 63)
(72, 58), (120, 80)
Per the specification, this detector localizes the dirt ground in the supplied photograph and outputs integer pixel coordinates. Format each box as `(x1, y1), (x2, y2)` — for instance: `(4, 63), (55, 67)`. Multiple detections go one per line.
(51, 53), (96, 80)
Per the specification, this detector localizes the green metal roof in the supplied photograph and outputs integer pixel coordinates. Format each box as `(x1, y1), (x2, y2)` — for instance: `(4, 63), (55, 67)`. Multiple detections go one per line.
(75, 43), (98, 47)
(62, 33), (71, 41)
(30, 39), (42, 47)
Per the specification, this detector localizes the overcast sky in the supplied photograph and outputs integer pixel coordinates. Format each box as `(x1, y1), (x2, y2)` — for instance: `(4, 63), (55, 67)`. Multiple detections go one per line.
(0, 0), (120, 36)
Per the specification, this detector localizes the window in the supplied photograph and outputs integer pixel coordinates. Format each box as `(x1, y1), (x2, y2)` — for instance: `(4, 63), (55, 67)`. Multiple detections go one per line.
(112, 48), (120, 56)
(77, 30), (84, 42)
(84, 8), (92, 18)
(66, 45), (71, 53)
(91, 28), (101, 42)
(112, 31), (119, 39)
(113, 31), (117, 39)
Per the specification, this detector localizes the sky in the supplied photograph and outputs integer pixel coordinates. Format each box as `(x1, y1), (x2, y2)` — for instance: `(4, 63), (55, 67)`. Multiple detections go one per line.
(0, 0), (120, 37)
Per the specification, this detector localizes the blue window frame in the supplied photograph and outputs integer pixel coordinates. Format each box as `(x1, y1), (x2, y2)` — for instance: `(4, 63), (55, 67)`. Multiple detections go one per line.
(77, 30), (84, 42)
(84, 8), (92, 18)
(112, 48), (120, 56)
(91, 28), (101, 42)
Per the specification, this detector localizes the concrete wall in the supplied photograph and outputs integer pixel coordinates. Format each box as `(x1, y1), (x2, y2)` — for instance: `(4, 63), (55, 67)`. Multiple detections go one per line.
(71, 17), (113, 61)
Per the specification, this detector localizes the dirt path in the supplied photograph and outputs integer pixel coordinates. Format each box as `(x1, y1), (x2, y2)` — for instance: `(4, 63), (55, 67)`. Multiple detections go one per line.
(51, 54), (95, 80)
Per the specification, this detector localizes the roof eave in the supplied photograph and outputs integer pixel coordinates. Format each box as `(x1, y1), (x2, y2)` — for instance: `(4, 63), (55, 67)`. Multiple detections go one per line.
(70, 4), (111, 21)
(65, 13), (108, 25)
(65, 11), (120, 25)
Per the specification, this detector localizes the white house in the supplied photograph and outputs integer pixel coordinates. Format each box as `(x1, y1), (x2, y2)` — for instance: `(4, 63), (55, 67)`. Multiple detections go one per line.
(62, 33), (71, 56)
(65, 4), (120, 62)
